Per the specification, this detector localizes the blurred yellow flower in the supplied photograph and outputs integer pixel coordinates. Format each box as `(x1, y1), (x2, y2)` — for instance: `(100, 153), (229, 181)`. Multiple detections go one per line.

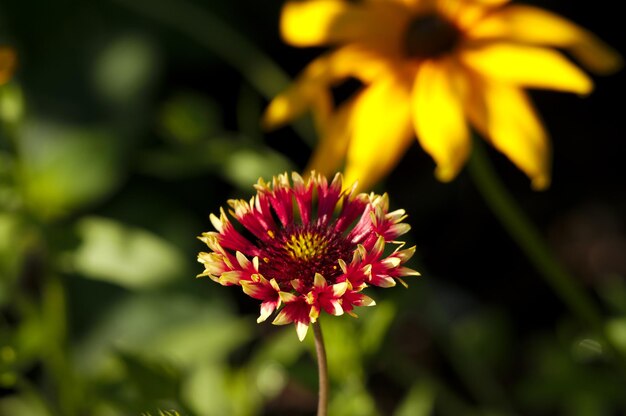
(0, 47), (17, 85)
(263, 0), (621, 190)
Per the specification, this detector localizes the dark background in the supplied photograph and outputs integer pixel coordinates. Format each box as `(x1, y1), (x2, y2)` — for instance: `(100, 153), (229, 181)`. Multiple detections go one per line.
(0, 1), (624, 415)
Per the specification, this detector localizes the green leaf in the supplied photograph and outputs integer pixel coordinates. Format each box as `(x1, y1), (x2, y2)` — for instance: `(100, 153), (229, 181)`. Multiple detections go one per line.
(394, 380), (436, 416)
(0, 82), (25, 124)
(141, 410), (181, 416)
(222, 147), (294, 190)
(140, 136), (294, 189)
(321, 317), (364, 382)
(17, 121), (123, 220)
(359, 301), (396, 356)
(0, 213), (25, 305)
(0, 393), (51, 416)
(182, 362), (231, 416)
(159, 92), (222, 145)
(116, 351), (181, 403)
(328, 376), (377, 416)
(74, 293), (250, 375)
(72, 216), (188, 289)
(92, 34), (160, 105)
(606, 317), (626, 355)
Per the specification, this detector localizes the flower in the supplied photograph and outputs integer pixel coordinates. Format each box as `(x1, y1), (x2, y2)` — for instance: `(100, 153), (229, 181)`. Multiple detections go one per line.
(0, 47), (16, 85)
(197, 172), (419, 341)
(263, 0), (622, 191)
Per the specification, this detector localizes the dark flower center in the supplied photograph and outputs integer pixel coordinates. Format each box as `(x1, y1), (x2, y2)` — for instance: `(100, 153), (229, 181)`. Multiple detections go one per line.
(258, 224), (353, 288)
(404, 14), (461, 59)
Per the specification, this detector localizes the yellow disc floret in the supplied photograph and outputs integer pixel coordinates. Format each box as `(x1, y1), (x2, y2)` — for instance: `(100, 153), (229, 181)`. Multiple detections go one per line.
(285, 232), (329, 261)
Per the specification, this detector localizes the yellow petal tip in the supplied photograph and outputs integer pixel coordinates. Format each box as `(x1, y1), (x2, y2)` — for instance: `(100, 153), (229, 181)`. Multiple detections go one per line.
(531, 174), (551, 191)
(434, 166), (457, 183)
(262, 98), (291, 130)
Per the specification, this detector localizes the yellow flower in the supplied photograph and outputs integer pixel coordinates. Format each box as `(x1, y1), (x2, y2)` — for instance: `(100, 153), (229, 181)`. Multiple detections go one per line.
(263, 0), (621, 191)
(0, 47), (17, 85)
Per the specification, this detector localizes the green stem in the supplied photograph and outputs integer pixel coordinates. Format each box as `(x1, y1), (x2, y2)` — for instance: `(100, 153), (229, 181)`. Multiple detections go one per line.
(313, 321), (328, 416)
(108, 0), (316, 145)
(467, 140), (619, 354)
(42, 274), (77, 416)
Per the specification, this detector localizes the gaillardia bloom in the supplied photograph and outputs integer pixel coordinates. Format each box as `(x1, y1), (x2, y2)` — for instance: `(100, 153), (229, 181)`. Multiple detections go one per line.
(197, 172), (418, 341)
(263, 0), (622, 190)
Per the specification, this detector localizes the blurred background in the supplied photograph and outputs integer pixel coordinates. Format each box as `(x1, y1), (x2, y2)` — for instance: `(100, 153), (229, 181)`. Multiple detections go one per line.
(0, 0), (624, 415)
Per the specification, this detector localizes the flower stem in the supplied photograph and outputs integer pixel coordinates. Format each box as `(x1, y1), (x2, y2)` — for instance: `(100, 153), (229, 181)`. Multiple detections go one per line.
(313, 320), (329, 416)
(468, 140), (626, 376)
(467, 139), (626, 365)
(467, 140), (601, 328)
(108, 0), (317, 146)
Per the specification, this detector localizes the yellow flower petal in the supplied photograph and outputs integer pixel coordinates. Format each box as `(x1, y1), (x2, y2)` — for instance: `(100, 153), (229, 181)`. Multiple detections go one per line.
(281, 0), (348, 46)
(281, 0), (408, 54)
(262, 53), (334, 130)
(262, 45), (395, 130)
(466, 78), (551, 190)
(324, 44), (397, 83)
(461, 42), (593, 94)
(468, 5), (623, 75)
(413, 59), (470, 182)
(344, 76), (414, 191)
(306, 97), (355, 179)
(433, 0), (512, 30)
(470, 0), (510, 5)
(262, 83), (332, 130)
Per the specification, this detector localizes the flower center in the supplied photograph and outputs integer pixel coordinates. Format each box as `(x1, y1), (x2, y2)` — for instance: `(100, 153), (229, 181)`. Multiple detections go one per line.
(404, 14), (461, 59)
(258, 224), (353, 288)
(285, 232), (329, 261)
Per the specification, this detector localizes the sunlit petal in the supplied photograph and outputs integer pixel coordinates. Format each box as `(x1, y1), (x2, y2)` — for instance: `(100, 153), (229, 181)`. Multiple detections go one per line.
(468, 5), (623, 74)
(461, 42), (593, 94)
(262, 66), (333, 131)
(435, 0), (511, 30)
(281, 0), (408, 54)
(344, 76), (414, 191)
(263, 85), (332, 132)
(306, 97), (355, 179)
(413, 59), (470, 182)
(466, 78), (551, 189)
(325, 44), (398, 83)
(263, 44), (398, 131)
(470, 0), (510, 5)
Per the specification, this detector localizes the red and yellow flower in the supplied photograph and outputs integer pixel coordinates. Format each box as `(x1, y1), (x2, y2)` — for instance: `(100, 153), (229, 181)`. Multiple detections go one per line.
(263, 0), (621, 191)
(197, 172), (418, 341)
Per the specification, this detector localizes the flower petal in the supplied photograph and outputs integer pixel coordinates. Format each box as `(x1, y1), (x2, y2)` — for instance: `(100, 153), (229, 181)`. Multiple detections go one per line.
(413, 59), (470, 182)
(466, 79), (551, 189)
(305, 98), (354, 184)
(295, 321), (310, 342)
(352, 293), (376, 307)
(344, 76), (414, 191)
(272, 298), (313, 341)
(468, 5), (623, 75)
(436, 0), (508, 30)
(313, 273), (327, 288)
(281, 0), (408, 54)
(460, 42), (593, 94)
(258, 301), (277, 323)
(262, 78), (332, 130)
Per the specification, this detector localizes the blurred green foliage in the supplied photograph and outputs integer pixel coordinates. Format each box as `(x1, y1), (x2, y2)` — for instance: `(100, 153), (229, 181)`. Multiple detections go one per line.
(1, 0), (625, 415)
